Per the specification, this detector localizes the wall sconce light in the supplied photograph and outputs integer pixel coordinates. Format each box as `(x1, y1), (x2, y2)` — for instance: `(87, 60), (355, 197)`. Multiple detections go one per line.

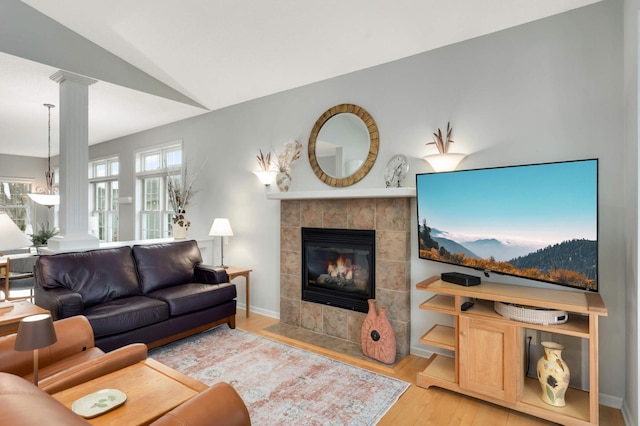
(423, 122), (466, 172)
(254, 149), (277, 189)
(423, 153), (467, 172)
(253, 170), (277, 188)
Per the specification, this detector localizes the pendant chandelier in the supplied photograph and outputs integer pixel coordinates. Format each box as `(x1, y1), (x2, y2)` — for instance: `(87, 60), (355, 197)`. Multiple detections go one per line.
(28, 103), (60, 207)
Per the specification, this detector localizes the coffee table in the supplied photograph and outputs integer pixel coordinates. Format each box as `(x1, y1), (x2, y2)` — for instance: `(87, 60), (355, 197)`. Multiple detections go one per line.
(53, 359), (207, 425)
(0, 300), (49, 336)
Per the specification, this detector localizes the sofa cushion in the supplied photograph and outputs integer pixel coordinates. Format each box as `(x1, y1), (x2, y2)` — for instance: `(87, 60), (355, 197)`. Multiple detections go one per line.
(36, 246), (141, 307)
(147, 283), (237, 316)
(133, 240), (203, 294)
(84, 296), (169, 338)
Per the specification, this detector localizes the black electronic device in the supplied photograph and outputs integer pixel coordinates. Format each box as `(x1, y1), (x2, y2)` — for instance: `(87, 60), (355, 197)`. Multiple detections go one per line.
(441, 272), (481, 287)
(461, 301), (474, 311)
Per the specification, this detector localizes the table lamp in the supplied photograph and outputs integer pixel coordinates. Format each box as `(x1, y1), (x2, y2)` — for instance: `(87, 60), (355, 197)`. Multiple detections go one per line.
(0, 212), (32, 256)
(209, 218), (233, 269)
(14, 313), (58, 386)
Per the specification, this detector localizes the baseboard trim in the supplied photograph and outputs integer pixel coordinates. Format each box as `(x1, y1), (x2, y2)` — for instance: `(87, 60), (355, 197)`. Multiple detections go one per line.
(410, 346), (433, 359)
(600, 393), (624, 409)
(241, 304), (279, 319)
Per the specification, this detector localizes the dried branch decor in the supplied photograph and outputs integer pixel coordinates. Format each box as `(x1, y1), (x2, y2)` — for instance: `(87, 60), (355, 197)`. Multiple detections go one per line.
(167, 161), (205, 230)
(256, 149), (273, 171)
(426, 122), (454, 154)
(275, 140), (302, 173)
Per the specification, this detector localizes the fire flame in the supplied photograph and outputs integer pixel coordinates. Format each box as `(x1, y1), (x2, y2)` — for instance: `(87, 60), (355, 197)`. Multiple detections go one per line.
(327, 256), (353, 280)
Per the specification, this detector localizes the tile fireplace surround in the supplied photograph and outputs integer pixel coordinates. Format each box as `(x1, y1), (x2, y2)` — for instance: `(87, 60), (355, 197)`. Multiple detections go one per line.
(279, 196), (411, 356)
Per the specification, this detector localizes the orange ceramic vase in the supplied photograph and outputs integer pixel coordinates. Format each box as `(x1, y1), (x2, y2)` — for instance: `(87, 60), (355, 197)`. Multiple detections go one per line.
(361, 299), (397, 364)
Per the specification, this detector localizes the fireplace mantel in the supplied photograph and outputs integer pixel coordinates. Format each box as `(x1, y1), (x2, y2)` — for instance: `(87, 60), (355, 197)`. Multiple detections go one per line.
(267, 187), (415, 200)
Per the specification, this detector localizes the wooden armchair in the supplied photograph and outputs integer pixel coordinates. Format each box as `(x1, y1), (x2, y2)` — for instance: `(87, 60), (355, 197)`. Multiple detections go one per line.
(0, 256), (37, 301)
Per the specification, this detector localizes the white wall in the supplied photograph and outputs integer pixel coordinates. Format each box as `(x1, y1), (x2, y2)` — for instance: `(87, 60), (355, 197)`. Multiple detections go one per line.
(0, 0), (630, 408)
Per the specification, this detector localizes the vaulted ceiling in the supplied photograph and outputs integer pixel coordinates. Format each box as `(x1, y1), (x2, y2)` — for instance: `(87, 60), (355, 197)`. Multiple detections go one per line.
(0, 0), (601, 158)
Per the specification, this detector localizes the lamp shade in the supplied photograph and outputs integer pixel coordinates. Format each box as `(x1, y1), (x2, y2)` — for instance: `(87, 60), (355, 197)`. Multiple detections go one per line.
(0, 212), (32, 252)
(14, 314), (57, 351)
(422, 153), (467, 173)
(27, 193), (60, 207)
(254, 170), (277, 186)
(209, 218), (233, 237)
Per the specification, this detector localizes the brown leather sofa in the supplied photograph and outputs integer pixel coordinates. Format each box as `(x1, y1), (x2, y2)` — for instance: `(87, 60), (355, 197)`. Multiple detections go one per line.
(0, 315), (147, 394)
(0, 372), (251, 426)
(34, 240), (236, 352)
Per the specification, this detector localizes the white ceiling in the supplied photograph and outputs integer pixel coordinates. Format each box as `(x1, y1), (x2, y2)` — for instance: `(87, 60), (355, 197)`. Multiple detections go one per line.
(1, 0), (600, 158)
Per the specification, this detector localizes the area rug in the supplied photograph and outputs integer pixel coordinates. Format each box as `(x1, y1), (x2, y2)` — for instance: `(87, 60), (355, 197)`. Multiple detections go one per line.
(149, 327), (409, 425)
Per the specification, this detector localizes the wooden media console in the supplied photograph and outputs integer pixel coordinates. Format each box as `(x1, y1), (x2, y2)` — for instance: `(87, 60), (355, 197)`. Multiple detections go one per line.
(416, 276), (607, 425)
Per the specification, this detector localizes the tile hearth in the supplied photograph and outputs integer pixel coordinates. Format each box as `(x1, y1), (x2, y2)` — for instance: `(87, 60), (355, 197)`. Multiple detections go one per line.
(262, 322), (406, 368)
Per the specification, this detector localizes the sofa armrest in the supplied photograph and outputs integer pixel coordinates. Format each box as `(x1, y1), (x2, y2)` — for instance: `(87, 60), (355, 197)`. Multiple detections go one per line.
(39, 343), (148, 394)
(150, 382), (251, 426)
(34, 286), (84, 320)
(0, 373), (91, 426)
(195, 264), (229, 284)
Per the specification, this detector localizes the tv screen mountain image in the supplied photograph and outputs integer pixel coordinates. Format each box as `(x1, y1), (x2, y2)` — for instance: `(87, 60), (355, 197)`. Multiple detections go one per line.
(416, 159), (598, 291)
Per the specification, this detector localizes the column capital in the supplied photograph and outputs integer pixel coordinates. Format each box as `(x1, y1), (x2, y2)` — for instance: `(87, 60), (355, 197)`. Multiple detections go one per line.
(50, 70), (97, 86)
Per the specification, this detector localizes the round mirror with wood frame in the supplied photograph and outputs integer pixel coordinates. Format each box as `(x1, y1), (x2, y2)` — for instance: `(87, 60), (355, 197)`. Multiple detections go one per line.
(308, 104), (379, 187)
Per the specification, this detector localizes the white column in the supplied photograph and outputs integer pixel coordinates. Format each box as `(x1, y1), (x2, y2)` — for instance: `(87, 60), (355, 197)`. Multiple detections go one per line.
(47, 70), (99, 251)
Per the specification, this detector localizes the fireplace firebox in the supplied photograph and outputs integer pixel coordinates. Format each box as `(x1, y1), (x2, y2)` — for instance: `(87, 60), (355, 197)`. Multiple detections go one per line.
(302, 227), (375, 313)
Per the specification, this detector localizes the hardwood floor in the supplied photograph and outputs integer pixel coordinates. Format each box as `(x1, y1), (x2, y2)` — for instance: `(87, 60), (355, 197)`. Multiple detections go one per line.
(236, 310), (625, 426)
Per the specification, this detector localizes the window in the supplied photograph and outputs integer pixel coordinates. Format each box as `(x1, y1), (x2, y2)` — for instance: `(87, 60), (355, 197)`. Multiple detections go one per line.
(136, 144), (182, 239)
(0, 179), (32, 231)
(89, 157), (119, 242)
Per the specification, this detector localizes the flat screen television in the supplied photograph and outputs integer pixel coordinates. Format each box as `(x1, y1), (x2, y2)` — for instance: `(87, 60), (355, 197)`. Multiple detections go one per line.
(416, 159), (598, 291)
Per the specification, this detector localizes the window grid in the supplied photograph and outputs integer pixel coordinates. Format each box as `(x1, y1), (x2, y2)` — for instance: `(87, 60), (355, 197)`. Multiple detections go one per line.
(89, 157), (119, 242)
(137, 144), (182, 240)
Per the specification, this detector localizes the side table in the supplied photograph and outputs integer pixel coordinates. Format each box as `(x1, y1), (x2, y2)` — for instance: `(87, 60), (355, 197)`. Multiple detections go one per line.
(225, 266), (252, 318)
(0, 300), (49, 336)
(53, 359), (207, 425)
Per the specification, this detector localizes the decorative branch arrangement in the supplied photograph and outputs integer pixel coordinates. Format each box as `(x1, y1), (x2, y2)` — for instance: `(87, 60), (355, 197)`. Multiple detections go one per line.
(426, 122), (454, 154)
(256, 149), (273, 171)
(274, 140), (302, 173)
(167, 160), (205, 229)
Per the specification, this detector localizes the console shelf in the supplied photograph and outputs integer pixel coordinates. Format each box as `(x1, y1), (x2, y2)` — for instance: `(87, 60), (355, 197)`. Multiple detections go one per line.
(417, 353), (456, 385)
(419, 294), (455, 314)
(416, 276), (607, 425)
(419, 324), (455, 351)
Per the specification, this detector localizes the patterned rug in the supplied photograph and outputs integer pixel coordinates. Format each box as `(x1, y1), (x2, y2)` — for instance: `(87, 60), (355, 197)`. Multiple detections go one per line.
(149, 327), (409, 425)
